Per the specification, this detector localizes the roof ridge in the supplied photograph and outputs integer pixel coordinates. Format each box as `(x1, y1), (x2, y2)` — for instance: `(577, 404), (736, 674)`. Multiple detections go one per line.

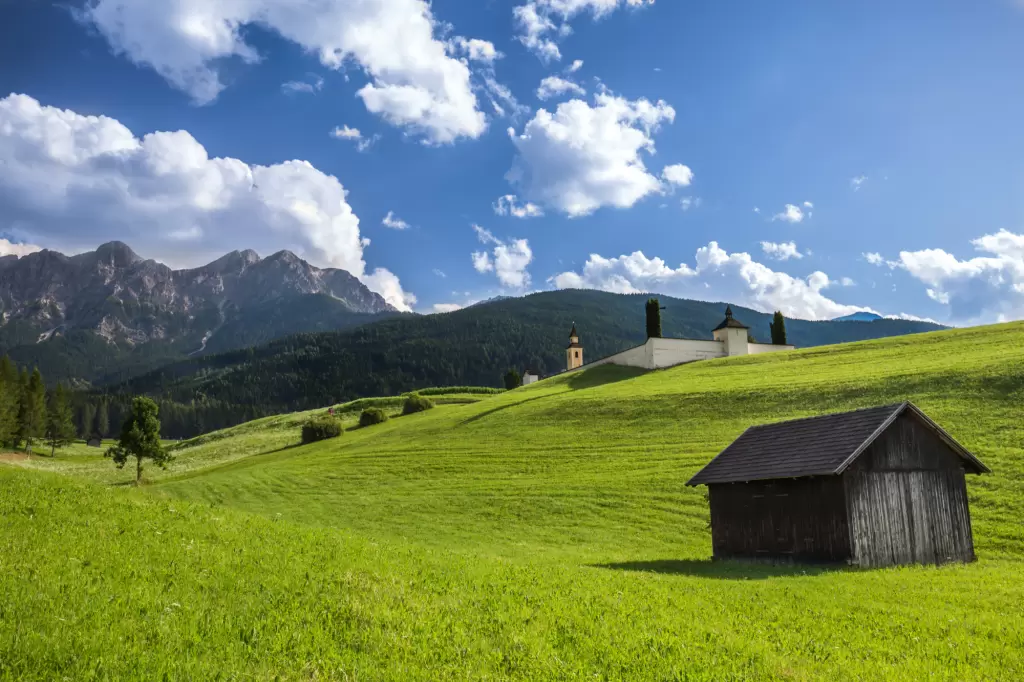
(744, 402), (905, 430)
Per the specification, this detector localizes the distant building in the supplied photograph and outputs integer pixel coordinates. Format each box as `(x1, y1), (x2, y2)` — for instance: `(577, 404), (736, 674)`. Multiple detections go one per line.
(566, 324), (583, 371)
(522, 370), (540, 385)
(582, 306), (794, 372)
(687, 402), (990, 567)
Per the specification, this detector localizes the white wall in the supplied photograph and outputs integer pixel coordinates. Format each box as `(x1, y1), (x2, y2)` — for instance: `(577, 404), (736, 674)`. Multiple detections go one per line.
(650, 338), (725, 368)
(589, 341), (650, 369)
(522, 373), (539, 385)
(747, 343), (795, 355)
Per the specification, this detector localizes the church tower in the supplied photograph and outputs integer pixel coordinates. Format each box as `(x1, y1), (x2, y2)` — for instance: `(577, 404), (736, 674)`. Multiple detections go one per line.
(566, 324), (583, 370)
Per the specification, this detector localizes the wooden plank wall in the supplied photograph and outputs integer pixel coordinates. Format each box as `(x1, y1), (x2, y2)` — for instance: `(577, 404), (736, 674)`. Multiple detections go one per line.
(708, 477), (852, 562)
(844, 413), (976, 566)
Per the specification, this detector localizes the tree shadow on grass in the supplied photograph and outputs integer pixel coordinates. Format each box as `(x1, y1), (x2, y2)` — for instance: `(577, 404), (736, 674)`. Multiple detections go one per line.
(591, 559), (857, 580)
(566, 365), (648, 391)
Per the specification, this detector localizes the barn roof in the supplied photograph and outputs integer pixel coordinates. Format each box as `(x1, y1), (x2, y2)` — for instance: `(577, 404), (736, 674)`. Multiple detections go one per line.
(686, 402), (989, 486)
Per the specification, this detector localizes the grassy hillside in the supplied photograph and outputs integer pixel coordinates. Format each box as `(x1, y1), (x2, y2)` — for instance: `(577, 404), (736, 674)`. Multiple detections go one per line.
(2, 322), (1023, 679)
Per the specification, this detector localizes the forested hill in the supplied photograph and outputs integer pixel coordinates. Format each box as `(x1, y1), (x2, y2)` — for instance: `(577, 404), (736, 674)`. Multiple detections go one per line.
(111, 290), (946, 415)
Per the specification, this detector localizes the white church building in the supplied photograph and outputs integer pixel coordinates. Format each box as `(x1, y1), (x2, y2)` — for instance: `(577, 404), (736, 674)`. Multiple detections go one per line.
(566, 306), (794, 372)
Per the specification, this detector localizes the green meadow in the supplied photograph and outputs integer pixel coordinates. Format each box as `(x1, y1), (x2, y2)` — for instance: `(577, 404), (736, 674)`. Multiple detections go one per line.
(3, 323), (1024, 680)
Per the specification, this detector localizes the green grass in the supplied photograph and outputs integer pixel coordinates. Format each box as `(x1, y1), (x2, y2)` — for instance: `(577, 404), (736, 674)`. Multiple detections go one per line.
(2, 322), (1024, 679)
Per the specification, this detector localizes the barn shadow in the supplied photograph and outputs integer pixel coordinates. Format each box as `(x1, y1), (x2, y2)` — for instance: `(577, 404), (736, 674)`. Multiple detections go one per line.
(591, 559), (855, 580)
(566, 365), (647, 391)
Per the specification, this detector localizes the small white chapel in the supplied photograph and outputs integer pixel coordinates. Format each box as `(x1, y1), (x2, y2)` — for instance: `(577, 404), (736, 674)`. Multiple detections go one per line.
(565, 306), (794, 372)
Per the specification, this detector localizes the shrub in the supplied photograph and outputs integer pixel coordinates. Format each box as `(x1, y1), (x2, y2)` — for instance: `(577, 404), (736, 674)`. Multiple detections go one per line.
(301, 416), (343, 444)
(402, 394), (435, 416)
(359, 408), (389, 428)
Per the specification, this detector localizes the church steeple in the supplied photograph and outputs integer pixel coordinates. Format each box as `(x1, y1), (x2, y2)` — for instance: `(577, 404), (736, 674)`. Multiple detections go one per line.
(566, 323), (583, 370)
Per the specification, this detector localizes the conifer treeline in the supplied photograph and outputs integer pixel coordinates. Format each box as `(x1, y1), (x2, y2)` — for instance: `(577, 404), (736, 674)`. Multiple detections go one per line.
(0, 355), (267, 447)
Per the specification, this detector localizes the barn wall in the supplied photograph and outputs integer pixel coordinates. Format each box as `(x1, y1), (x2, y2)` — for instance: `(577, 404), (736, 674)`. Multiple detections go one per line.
(650, 338), (724, 368)
(844, 413), (976, 566)
(708, 477), (851, 562)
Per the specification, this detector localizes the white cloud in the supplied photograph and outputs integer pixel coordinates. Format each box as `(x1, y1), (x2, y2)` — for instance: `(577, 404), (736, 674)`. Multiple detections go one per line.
(432, 268), (446, 278)
(432, 303), (464, 313)
(536, 76), (586, 100)
(567, 59), (584, 73)
(0, 238), (42, 258)
(507, 92), (677, 217)
(760, 241), (803, 261)
(514, 0), (655, 61)
(864, 252), (884, 265)
(382, 211), (410, 230)
(482, 76), (530, 119)
(281, 75), (324, 95)
(80, 0), (486, 144)
(661, 164), (694, 188)
(772, 204), (807, 224)
(894, 229), (1024, 322)
(0, 93), (415, 311)
(839, 277), (856, 287)
(448, 37), (502, 63)
(550, 242), (878, 320)
(493, 195), (544, 218)
(679, 196), (701, 211)
(851, 175), (868, 191)
(471, 225), (533, 288)
(803, 201), (813, 209)
(330, 125), (380, 152)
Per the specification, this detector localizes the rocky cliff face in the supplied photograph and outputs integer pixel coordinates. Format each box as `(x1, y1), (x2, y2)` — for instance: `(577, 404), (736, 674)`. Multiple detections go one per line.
(0, 241), (395, 352)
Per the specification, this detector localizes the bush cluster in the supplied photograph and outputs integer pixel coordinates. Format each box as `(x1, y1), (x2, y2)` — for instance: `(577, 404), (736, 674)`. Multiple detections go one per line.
(301, 416), (343, 444)
(402, 394), (435, 416)
(359, 407), (389, 428)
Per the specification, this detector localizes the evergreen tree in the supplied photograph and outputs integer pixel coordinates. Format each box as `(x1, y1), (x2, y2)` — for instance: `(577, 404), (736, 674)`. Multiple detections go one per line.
(106, 397), (170, 484)
(0, 356), (18, 446)
(95, 400), (110, 439)
(22, 369), (47, 451)
(44, 383), (76, 456)
(80, 402), (97, 440)
(503, 369), (522, 390)
(770, 311), (788, 345)
(645, 298), (663, 339)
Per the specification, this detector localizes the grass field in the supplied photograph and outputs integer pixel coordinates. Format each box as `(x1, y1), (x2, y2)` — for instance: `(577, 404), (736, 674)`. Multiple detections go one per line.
(2, 324), (1024, 680)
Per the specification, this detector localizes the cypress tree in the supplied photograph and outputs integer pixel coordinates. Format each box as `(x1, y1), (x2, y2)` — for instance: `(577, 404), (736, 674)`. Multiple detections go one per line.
(770, 311), (788, 345)
(645, 298), (663, 339)
(45, 383), (76, 456)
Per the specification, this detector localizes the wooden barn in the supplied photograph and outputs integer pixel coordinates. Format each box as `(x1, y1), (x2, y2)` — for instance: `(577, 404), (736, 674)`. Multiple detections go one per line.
(686, 402), (990, 567)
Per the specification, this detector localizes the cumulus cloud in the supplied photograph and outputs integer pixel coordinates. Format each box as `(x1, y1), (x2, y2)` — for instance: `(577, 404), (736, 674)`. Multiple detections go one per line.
(0, 93), (415, 311)
(514, 0), (655, 61)
(536, 76), (586, 100)
(894, 229), (1024, 322)
(567, 59), (584, 73)
(493, 195), (544, 218)
(661, 164), (694, 188)
(432, 303), (464, 313)
(470, 225), (533, 288)
(448, 37), (502, 63)
(772, 203), (807, 224)
(507, 92), (679, 216)
(0, 238), (42, 258)
(79, 0), (487, 144)
(382, 211), (410, 230)
(761, 241), (803, 261)
(329, 125), (380, 152)
(851, 175), (868, 191)
(679, 196), (701, 211)
(550, 242), (878, 320)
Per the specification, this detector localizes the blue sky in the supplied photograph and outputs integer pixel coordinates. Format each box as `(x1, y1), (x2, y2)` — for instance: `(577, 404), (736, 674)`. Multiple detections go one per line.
(1, 0), (1024, 322)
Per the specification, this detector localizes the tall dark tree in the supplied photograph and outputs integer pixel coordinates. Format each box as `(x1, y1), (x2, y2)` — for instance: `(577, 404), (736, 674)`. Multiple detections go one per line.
(0, 356), (18, 447)
(24, 369), (47, 451)
(106, 397), (170, 484)
(95, 400), (110, 439)
(45, 383), (76, 456)
(645, 298), (663, 339)
(503, 369), (523, 390)
(80, 402), (97, 440)
(770, 311), (788, 346)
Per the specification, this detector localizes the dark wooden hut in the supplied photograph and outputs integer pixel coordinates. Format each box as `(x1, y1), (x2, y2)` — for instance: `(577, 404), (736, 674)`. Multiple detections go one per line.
(686, 402), (989, 567)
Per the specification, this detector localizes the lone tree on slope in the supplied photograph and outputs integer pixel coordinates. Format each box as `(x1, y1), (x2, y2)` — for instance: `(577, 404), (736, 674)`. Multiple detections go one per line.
(646, 298), (663, 339)
(504, 369), (523, 390)
(106, 397), (171, 485)
(44, 383), (76, 456)
(770, 311), (788, 346)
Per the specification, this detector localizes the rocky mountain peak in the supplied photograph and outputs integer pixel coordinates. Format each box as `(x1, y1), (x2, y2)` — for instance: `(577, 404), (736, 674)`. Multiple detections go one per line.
(93, 241), (142, 268)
